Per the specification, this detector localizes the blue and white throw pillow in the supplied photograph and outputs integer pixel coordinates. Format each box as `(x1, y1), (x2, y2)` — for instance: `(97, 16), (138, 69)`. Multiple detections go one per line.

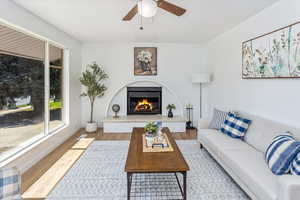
(208, 108), (228, 130)
(0, 167), (20, 199)
(220, 112), (251, 140)
(265, 133), (300, 175)
(291, 152), (300, 175)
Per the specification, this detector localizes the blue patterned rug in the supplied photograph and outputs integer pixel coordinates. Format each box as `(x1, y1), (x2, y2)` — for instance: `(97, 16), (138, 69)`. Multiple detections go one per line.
(47, 140), (249, 200)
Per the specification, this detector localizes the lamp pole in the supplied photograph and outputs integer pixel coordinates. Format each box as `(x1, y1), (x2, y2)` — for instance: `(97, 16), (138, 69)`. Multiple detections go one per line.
(192, 73), (211, 120)
(199, 83), (202, 119)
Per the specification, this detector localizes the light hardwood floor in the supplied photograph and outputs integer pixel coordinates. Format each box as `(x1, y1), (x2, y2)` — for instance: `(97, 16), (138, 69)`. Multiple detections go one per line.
(22, 150), (85, 199)
(21, 128), (197, 199)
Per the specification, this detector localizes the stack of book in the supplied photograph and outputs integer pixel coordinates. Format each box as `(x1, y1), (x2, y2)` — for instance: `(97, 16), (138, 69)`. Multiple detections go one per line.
(146, 134), (169, 148)
(143, 133), (174, 153)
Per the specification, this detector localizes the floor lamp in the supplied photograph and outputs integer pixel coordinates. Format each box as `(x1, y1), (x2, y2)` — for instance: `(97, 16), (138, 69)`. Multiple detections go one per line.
(192, 73), (211, 119)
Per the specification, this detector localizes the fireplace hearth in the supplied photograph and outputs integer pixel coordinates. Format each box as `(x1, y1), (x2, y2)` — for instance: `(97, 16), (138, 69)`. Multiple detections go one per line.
(127, 87), (162, 115)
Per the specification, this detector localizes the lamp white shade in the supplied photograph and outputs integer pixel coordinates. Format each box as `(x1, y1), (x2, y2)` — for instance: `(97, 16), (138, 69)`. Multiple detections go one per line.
(192, 73), (211, 83)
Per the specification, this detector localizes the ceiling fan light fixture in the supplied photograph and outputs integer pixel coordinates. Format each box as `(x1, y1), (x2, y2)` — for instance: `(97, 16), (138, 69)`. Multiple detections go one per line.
(137, 0), (158, 18)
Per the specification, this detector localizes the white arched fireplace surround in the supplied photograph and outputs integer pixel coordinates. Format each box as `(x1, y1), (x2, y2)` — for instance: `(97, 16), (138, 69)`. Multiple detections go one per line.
(103, 80), (186, 133)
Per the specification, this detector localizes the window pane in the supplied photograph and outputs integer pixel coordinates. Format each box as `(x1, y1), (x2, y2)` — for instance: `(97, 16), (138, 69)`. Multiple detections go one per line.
(49, 44), (64, 132)
(0, 25), (45, 159)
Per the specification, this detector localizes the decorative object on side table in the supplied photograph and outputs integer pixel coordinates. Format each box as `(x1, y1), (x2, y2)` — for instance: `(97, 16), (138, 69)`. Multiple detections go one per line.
(134, 47), (157, 76)
(80, 62), (108, 133)
(166, 104), (176, 118)
(186, 104), (195, 129)
(192, 73), (211, 119)
(112, 104), (120, 118)
(242, 21), (300, 79)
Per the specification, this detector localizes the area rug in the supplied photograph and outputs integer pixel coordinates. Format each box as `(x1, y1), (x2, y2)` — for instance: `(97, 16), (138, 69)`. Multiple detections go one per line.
(47, 140), (249, 200)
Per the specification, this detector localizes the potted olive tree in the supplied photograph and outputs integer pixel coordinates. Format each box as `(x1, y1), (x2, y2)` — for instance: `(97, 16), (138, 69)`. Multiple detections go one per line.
(80, 62), (108, 132)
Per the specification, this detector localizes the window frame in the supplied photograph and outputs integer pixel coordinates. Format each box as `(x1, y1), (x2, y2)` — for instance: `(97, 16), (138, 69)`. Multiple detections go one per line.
(0, 18), (70, 164)
(48, 43), (69, 134)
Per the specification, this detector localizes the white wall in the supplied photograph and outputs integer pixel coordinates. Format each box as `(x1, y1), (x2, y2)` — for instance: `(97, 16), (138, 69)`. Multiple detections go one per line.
(0, 0), (82, 172)
(81, 43), (208, 127)
(204, 0), (300, 128)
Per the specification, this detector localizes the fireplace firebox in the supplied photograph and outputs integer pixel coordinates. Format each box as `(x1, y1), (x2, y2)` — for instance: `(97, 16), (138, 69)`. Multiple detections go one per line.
(127, 87), (162, 115)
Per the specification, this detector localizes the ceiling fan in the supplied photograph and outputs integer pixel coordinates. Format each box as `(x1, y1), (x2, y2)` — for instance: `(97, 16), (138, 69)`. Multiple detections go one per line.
(122, 0), (186, 21)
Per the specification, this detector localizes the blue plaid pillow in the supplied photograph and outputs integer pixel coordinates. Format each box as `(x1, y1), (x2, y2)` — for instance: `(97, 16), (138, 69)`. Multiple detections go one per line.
(0, 167), (20, 199)
(265, 134), (300, 175)
(220, 113), (251, 140)
(291, 152), (300, 175)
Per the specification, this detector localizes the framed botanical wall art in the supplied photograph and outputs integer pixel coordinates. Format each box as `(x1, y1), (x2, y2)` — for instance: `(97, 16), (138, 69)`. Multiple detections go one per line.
(134, 47), (157, 76)
(242, 21), (300, 79)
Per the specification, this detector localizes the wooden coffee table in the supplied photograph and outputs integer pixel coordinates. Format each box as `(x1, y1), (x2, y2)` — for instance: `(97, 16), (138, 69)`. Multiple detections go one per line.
(125, 127), (190, 200)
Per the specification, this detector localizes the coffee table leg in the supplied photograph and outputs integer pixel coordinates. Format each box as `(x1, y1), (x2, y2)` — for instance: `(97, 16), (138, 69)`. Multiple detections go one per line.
(127, 173), (132, 200)
(175, 172), (187, 200)
(183, 171), (187, 200)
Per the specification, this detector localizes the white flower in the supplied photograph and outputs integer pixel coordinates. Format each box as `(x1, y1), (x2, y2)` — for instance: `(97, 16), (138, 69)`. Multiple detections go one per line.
(137, 50), (152, 63)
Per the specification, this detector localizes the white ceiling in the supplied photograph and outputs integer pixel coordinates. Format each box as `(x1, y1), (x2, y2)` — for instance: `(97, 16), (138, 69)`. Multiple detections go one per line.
(13, 0), (279, 43)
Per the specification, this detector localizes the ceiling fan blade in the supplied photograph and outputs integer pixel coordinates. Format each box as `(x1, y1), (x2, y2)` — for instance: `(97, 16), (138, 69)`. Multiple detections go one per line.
(123, 5), (138, 21)
(158, 0), (186, 16)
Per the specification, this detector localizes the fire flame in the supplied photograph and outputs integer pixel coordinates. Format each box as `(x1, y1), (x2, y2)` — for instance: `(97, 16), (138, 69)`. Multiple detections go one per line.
(135, 99), (153, 111)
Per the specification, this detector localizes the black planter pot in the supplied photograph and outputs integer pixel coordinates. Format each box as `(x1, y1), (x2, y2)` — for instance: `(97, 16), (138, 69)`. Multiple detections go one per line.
(168, 109), (173, 118)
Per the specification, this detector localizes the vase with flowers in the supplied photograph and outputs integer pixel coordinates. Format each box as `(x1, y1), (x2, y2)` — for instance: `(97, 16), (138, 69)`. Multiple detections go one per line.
(137, 50), (152, 72)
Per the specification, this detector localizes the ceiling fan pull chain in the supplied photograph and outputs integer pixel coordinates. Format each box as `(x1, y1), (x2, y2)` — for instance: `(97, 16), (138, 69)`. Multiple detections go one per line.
(140, 15), (144, 30)
(140, 0), (144, 30)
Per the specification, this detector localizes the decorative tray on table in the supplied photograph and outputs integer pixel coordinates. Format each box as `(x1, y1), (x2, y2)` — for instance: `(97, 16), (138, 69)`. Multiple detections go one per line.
(142, 133), (174, 153)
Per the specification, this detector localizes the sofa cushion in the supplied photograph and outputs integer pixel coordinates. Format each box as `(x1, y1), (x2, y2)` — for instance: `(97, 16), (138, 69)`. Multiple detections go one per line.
(221, 148), (277, 200)
(291, 152), (300, 175)
(199, 129), (251, 158)
(208, 108), (228, 130)
(239, 112), (300, 153)
(220, 112), (251, 140)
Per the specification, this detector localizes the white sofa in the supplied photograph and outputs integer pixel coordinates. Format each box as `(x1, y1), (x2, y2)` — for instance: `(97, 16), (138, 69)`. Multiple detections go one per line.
(197, 112), (300, 200)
